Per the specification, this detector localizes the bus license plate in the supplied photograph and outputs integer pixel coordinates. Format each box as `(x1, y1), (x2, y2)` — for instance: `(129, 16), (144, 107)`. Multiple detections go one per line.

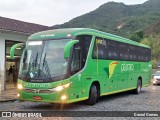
(33, 96), (42, 100)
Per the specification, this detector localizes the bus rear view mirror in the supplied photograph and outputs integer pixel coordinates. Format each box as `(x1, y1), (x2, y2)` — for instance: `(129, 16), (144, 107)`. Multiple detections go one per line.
(64, 40), (79, 59)
(10, 43), (24, 59)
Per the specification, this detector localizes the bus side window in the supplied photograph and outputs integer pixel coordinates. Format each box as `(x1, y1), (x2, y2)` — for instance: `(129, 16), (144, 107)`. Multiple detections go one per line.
(92, 37), (107, 59)
(75, 35), (92, 68)
(71, 45), (82, 74)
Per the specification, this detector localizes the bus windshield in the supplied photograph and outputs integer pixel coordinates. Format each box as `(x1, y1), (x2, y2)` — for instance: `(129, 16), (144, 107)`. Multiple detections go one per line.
(19, 39), (70, 82)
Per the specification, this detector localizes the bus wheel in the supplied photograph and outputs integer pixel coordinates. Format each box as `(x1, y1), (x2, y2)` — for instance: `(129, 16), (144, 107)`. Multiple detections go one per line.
(86, 84), (98, 105)
(133, 79), (142, 94)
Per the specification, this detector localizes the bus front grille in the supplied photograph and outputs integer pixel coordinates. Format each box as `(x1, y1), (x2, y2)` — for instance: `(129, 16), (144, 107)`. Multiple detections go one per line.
(23, 88), (53, 93)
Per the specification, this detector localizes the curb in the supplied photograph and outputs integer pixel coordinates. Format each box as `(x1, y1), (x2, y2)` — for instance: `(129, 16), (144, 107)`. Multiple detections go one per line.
(0, 99), (18, 102)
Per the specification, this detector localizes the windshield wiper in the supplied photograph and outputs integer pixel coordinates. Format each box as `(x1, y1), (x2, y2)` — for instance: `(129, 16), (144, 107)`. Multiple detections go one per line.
(27, 52), (39, 78)
(34, 52), (38, 68)
(43, 53), (46, 67)
(42, 53), (51, 77)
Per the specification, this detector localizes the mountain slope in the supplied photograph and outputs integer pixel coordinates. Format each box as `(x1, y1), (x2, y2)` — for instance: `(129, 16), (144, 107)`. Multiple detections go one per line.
(144, 20), (160, 36)
(53, 0), (160, 38)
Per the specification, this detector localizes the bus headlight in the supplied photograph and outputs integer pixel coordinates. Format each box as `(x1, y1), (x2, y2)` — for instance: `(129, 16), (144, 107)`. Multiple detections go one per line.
(17, 93), (20, 97)
(61, 95), (67, 100)
(52, 82), (71, 92)
(17, 83), (23, 90)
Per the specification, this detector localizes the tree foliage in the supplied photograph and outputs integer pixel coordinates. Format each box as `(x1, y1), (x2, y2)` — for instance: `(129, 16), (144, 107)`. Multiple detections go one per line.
(141, 35), (160, 68)
(130, 31), (144, 42)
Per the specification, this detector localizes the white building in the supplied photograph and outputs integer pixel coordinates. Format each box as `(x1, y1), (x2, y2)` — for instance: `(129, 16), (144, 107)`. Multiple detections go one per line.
(0, 16), (50, 92)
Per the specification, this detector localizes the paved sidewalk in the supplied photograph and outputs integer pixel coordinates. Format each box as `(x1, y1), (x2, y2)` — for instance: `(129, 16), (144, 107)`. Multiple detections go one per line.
(0, 88), (18, 102)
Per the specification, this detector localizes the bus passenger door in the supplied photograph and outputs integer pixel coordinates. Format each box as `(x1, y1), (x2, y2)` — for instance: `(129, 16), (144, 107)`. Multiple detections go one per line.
(70, 44), (82, 87)
(69, 44), (83, 100)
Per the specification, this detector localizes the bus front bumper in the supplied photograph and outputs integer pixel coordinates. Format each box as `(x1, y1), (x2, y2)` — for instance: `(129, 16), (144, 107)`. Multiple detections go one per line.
(17, 89), (69, 104)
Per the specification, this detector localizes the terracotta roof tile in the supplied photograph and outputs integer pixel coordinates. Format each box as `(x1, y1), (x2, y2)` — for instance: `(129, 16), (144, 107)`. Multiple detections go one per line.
(0, 16), (51, 34)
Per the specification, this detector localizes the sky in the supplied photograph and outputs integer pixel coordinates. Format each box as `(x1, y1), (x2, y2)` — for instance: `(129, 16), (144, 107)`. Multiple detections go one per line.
(0, 0), (148, 26)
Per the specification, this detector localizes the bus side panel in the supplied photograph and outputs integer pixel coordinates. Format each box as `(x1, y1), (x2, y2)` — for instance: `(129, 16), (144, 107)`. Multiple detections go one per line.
(141, 62), (152, 86)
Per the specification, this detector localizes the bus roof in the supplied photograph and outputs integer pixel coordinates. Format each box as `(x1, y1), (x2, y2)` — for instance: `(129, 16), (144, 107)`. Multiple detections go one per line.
(29, 28), (150, 49)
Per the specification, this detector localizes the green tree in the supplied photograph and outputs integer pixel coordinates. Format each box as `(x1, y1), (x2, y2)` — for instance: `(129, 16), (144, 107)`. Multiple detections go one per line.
(130, 31), (144, 42)
(141, 35), (160, 68)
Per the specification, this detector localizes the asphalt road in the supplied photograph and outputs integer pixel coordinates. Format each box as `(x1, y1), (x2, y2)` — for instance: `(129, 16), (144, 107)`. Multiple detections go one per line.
(0, 84), (160, 120)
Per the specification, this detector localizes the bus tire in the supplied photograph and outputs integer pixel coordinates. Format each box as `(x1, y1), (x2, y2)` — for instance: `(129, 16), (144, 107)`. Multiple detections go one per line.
(133, 79), (142, 94)
(86, 84), (98, 105)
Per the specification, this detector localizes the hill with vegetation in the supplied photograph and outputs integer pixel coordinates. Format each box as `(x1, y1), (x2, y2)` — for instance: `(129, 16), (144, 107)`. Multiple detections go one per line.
(53, 0), (160, 39)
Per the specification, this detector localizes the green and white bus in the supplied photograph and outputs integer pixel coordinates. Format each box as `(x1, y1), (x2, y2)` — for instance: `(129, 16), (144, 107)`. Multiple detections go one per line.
(10, 28), (152, 105)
